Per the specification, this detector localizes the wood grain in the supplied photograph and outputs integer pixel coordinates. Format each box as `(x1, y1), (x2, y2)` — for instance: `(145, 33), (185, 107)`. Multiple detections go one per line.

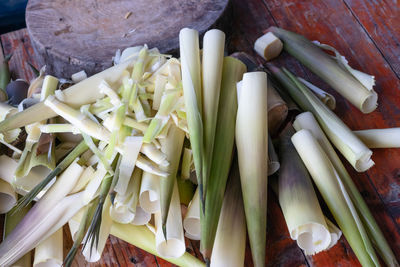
(26, 0), (230, 77)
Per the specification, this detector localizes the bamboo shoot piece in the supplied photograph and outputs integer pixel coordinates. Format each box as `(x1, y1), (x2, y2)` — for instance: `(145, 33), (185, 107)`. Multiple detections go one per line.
(292, 129), (379, 267)
(236, 71), (268, 267)
(155, 179), (185, 258)
(269, 65), (374, 172)
(139, 171), (161, 213)
(184, 187), (200, 240)
(201, 57), (246, 260)
(210, 161), (246, 267)
(268, 27), (377, 114)
(201, 29), (225, 201)
(33, 228), (63, 267)
(293, 111), (398, 267)
(353, 128), (400, 148)
(278, 125), (331, 255)
(254, 32), (283, 61)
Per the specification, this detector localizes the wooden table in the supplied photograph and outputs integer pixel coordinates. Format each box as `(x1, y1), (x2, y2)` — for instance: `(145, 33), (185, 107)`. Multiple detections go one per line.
(1, 0), (399, 266)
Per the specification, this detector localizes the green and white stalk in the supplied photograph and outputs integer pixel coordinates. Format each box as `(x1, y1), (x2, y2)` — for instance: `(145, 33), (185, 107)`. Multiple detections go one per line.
(158, 124), (185, 233)
(293, 111), (398, 266)
(269, 65), (374, 172)
(235, 71), (268, 267)
(0, 59), (134, 132)
(123, 116), (149, 133)
(184, 187), (200, 240)
(179, 28), (204, 203)
(353, 128), (400, 148)
(278, 125), (332, 255)
(269, 27), (377, 113)
(155, 179), (185, 258)
(210, 163), (246, 267)
(201, 29), (225, 200)
(298, 77), (336, 110)
(33, 228), (63, 267)
(139, 171), (161, 213)
(201, 56), (246, 260)
(291, 129), (379, 267)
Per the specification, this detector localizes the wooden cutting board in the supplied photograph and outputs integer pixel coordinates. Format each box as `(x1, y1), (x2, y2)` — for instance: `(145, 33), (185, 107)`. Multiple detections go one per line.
(25, 0), (230, 77)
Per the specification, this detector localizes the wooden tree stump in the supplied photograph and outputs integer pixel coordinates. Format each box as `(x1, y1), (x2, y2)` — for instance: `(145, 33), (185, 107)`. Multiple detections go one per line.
(26, 0), (230, 77)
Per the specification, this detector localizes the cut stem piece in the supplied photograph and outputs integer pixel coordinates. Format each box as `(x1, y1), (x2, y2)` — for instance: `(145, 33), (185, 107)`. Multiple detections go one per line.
(353, 128), (400, 148)
(235, 71), (268, 267)
(254, 32), (283, 61)
(292, 129), (379, 267)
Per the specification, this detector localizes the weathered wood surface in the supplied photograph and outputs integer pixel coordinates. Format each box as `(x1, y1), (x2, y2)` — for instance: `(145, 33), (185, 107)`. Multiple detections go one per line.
(25, 0), (230, 78)
(1, 0), (400, 266)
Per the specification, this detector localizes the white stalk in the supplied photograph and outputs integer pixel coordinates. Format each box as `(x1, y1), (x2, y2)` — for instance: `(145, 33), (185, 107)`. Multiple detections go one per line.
(33, 228), (63, 267)
(353, 128), (400, 148)
(71, 70), (87, 83)
(155, 179), (185, 258)
(139, 171), (161, 213)
(183, 187), (200, 240)
(254, 32), (283, 61)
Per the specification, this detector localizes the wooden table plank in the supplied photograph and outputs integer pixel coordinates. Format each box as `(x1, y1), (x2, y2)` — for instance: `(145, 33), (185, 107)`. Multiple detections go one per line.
(342, 0), (400, 78)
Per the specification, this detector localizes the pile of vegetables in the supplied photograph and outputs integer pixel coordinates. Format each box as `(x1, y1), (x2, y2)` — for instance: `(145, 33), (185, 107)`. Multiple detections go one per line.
(0, 26), (398, 267)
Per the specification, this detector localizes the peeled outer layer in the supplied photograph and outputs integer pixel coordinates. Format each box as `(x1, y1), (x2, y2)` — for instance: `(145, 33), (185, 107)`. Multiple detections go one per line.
(278, 125), (331, 255)
(200, 57), (246, 260)
(293, 111), (398, 267)
(0, 179), (17, 214)
(159, 124), (185, 230)
(235, 71), (268, 267)
(183, 187), (200, 240)
(269, 27), (377, 114)
(139, 171), (161, 214)
(298, 77), (336, 110)
(267, 135), (280, 176)
(269, 66), (374, 172)
(353, 128), (400, 148)
(292, 129), (379, 267)
(155, 179), (185, 258)
(33, 228), (63, 267)
(254, 32), (283, 61)
(210, 164), (246, 267)
(267, 84), (288, 136)
(201, 29), (225, 200)
(0, 59), (134, 132)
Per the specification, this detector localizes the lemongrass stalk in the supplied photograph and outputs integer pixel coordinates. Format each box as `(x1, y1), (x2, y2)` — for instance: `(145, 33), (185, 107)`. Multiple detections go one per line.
(139, 171), (161, 213)
(0, 190), (85, 266)
(141, 142), (168, 167)
(136, 155), (168, 177)
(83, 165), (108, 205)
(298, 77), (336, 110)
(181, 148), (193, 180)
(269, 27), (377, 113)
(326, 217), (342, 250)
(292, 129), (379, 267)
(110, 223), (205, 267)
(267, 135), (279, 176)
(201, 29), (225, 200)
(183, 187), (200, 240)
(0, 179), (17, 214)
(114, 136), (143, 195)
(40, 75), (59, 101)
(4, 201), (32, 267)
(82, 196), (113, 262)
(81, 132), (113, 174)
(353, 128), (400, 148)
(278, 125), (331, 255)
(0, 59), (133, 132)
(254, 32), (283, 61)
(70, 166), (96, 194)
(201, 57), (246, 260)
(293, 111), (398, 266)
(269, 66), (374, 172)
(33, 228), (63, 267)
(155, 179), (185, 258)
(235, 71), (268, 267)
(123, 116), (149, 132)
(267, 83), (288, 135)
(44, 95), (111, 141)
(153, 74), (167, 110)
(159, 124), (185, 236)
(210, 163), (246, 267)
(179, 28), (204, 203)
